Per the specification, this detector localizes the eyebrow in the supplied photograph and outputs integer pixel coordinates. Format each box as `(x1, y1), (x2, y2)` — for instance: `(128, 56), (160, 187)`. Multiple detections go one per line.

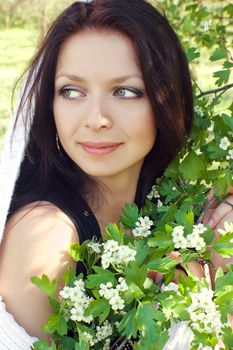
(55, 73), (143, 83)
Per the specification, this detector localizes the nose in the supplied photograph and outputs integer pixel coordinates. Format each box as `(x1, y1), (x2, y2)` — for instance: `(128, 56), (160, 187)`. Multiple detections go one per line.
(84, 96), (112, 131)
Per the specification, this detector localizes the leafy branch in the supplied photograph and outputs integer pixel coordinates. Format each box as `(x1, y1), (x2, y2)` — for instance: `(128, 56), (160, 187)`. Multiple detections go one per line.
(197, 83), (233, 98)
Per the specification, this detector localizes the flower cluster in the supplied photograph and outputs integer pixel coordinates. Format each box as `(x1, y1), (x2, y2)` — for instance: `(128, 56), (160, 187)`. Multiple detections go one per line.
(99, 277), (128, 311)
(219, 136), (231, 151)
(101, 240), (136, 269)
(146, 185), (163, 207)
(187, 288), (222, 335)
(84, 320), (113, 349)
(59, 279), (93, 323)
(132, 216), (154, 238)
(172, 223), (207, 252)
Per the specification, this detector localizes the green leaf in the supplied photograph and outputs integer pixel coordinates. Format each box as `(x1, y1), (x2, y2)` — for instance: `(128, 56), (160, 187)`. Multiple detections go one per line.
(125, 261), (148, 289)
(210, 44), (227, 61)
(213, 171), (233, 196)
(68, 243), (81, 262)
(147, 256), (179, 273)
(31, 275), (57, 298)
(43, 314), (67, 335)
(118, 308), (138, 338)
(148, 231), (173, 250)
(135, 304), (162, 342)
(179, 250), (199, 263)
(60, 337), (77, 350)
(174, 210), (194, 232)
(57, 317), (67, 336)
(104, 223), (124, 244)
(186, 47), (200, 62)
(85, 298), (110, 322)
(206, 142), (226, 159)
(222, 326), (233, 348)
(221, 113), (233, 131)
(75, 329), (90, 350)
(123, 282), (144, 304)
(31, 340), (57, 350)
(212, 232), (233, 258)
(85, 266), (116, 288)
(215, 272), (233, 291)
(120, 203), (139, 229)
(62, 267), (76, 286)
(179, 151), (205, 181)
(134, 240), (150, 266)
(156, 205), (178, 231)
(213, 69), (231, 86)
(48, 296), (60, 313)
(215, 291), (233, 306)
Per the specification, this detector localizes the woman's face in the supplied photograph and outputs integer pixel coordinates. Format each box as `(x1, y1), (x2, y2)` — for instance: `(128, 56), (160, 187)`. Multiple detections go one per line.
(53, 30), (156, 182)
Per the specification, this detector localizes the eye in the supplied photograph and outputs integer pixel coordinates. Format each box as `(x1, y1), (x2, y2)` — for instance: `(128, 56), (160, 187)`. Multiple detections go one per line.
(57, 86), (85, 100)
(113, 87), (144, 99)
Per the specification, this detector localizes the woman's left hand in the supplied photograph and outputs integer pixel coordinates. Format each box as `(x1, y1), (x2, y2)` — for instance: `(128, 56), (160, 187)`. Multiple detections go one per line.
(203, 189), (233, 272)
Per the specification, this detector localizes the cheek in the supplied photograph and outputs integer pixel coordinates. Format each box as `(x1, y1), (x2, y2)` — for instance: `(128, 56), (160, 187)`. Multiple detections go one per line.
(53, 101), (76, 139)
(131, 107), (157, 149)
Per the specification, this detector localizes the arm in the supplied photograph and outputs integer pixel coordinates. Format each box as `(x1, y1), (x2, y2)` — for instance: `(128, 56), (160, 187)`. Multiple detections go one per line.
(0, 201), (78, 341)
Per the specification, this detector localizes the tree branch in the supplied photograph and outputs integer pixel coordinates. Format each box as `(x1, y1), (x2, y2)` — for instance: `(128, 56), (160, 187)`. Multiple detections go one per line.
(196, 196), (217, 224)
(197, 83), (233, 98)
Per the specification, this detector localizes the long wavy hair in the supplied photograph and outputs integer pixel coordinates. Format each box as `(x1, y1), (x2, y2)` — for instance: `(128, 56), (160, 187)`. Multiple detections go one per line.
(11, 0), (193, 212)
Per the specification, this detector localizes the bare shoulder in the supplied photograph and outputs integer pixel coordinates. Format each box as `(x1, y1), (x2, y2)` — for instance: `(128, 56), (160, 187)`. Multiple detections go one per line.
(0, 201), (79, 339)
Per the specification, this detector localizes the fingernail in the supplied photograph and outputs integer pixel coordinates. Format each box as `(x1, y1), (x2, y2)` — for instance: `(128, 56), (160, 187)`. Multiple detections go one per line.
(207, 218), (214, 228)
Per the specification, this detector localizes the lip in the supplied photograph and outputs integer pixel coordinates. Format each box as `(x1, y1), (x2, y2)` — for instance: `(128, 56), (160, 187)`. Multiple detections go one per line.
(79, 141), (123, 155)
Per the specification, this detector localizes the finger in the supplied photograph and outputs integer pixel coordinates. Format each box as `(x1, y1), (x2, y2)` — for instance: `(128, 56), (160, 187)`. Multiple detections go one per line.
(169, 251), (204, 278)
(206, 195), (233, 229)
(148, 270), (164, 284)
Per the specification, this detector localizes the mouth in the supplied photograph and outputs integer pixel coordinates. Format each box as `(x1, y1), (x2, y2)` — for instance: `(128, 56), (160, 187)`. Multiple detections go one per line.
(78, 141), (123, 155)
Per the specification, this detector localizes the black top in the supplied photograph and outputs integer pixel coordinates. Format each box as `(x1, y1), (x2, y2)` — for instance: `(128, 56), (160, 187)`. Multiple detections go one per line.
(8, 189), (133, 349)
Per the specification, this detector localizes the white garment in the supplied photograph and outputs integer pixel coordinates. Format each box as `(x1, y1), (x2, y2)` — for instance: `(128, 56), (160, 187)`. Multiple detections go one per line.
(0, 297), (38, 350)
(0, 295), (193, 350)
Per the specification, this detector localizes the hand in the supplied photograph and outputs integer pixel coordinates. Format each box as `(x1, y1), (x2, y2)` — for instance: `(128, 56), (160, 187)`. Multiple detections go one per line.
(148, 251), (204, 285)
(203, 188), (233, 273)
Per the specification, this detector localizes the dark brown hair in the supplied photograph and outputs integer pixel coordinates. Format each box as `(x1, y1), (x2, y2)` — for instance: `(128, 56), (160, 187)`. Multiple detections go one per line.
(12, 0), (193, 211)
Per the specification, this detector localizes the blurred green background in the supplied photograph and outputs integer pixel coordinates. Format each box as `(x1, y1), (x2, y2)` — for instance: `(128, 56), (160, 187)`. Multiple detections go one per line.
(0, 0), (232, 153)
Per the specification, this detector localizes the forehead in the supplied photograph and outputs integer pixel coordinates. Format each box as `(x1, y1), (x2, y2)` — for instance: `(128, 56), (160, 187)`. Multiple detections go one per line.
(55, 29), (142, 80)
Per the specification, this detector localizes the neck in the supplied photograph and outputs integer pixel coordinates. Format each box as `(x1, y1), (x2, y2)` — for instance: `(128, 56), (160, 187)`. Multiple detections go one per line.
(89, 170), (140, 233)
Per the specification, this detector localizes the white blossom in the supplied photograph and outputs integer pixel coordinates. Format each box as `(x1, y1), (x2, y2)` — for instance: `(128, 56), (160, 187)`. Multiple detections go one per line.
(226, 149), (233, 160)
(99, 279), (128, 312)
(172, 225), (187, 249)
(59, 286), (72, 299)
(59, 278), (94, 324)
(109, 294), (125, 311)
(172, 224), (207, 252)
(101, 240), (136, 269)
(207, 122), (214, 133)
(132, 216), (153, 238)
(188, 288), (222, 335)
(202, 19), (212, 31)
(217, 221), (233, 235)
(157, 199), (163, 208)
(147, 185), (160, 200)
(205, 133), (215, 144)
(88, 241), (102, 253)
(219, 137), (230, 150)
(207, 161), (221, 171)
(194, 106), (204, 116)
(192, 223), (208, 235)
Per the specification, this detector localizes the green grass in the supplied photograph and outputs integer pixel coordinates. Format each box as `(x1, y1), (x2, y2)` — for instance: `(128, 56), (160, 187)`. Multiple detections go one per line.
(0, 28), (39, 151)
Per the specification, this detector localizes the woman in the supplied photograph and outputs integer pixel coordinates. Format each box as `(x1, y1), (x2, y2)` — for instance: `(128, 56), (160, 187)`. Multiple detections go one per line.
(0, 0), (232, 349)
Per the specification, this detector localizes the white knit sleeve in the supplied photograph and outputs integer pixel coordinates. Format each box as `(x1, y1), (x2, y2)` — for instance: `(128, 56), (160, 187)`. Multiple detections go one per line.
(163, 321), (194, 350)
(0, 296), (38, 350)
